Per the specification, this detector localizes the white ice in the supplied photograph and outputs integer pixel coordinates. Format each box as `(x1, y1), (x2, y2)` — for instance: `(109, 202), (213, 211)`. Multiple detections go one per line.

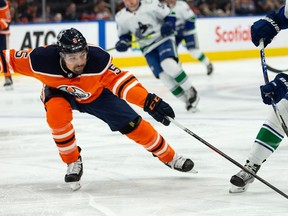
(1, 57), (288, 216)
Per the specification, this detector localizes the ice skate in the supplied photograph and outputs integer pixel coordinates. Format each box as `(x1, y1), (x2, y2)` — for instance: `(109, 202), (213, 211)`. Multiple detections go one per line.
(206, 63), (213, 75)
(3, 76), (13, 90)
(229, 160), (260, 193)
(65, 156), (83, 191)
(164, 154), (197, 173)
(185, 87), (200, 112)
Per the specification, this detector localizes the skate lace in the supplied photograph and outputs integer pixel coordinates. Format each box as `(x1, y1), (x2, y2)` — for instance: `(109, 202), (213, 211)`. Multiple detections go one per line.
(67, 159), (82, 175)
(170, 156), (186, 169)
(237, 165), (256, 181)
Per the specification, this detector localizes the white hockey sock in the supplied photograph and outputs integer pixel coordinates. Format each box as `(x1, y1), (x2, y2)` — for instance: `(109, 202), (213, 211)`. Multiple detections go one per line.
(276, 98), (288, 131)
(189, 49), (210, 66)
(248, 99), (288, 165)
(248, 141), (273, 165)
(160, 58), (192, 91)
(159, 72), (186, 102)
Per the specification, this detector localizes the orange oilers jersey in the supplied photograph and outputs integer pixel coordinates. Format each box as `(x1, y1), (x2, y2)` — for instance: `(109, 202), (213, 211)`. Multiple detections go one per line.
(0, 45), (149, 107)
(0, 0), (11, 34)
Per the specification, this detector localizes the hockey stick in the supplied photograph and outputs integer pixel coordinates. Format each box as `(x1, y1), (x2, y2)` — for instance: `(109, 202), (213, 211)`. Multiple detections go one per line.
(106, 33), (159, 52)
(259, 40), (288, 136)
(266, 64), (288, 73)
(166, 116), (288, 200)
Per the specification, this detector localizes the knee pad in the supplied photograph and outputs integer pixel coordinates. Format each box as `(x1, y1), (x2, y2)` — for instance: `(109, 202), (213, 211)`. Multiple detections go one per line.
(160, 58), (182, 77)
(45, 97), (73, 129)
(119, 116), (142, 134)
(159, 72), (177, 89)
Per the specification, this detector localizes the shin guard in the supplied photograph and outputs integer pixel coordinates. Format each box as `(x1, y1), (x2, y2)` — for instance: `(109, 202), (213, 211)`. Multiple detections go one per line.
(125, 119), (175, 162)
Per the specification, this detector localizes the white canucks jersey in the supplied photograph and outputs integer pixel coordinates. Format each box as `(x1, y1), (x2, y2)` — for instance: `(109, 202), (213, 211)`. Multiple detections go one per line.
(115, 0), (175, 54)
(170, 0), (196, 35)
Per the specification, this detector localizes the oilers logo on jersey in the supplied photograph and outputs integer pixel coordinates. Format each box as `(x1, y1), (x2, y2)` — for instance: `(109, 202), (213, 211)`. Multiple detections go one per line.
(58, 85), (91, 100)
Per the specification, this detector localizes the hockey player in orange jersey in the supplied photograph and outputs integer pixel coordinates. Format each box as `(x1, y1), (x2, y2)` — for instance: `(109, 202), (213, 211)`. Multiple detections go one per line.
(0, 0), (12, 89)
(0, 28), (195, 190)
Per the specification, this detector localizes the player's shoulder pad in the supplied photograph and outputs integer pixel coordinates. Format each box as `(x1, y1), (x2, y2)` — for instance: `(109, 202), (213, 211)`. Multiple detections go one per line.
(145, 0), (159, 6)
(177, 1), (187, 6)
(30, 45), (62, 75)
(85, 45), (111, 74)
(115, 7), (126, 19)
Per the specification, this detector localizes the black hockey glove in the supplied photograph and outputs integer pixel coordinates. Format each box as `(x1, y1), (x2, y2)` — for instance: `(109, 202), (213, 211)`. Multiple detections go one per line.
(251, 11), (281, 47)
(115, 40), (130, 52)
(144, 93), (175, 126)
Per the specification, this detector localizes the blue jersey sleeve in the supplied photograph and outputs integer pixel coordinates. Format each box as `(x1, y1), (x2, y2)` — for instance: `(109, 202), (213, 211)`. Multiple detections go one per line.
(276, 6), (288, 29)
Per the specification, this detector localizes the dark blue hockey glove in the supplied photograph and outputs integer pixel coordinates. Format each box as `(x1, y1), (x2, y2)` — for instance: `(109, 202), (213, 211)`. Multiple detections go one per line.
(115, 40), (130, 52)
(160, 22), (175, 37)
(260, 73), (288, 104)
(144, 93), (175, 126)
(251, 11), (281, 47)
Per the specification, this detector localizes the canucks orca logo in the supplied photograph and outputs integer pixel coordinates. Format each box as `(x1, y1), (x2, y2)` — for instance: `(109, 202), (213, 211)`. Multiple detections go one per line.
(58, 85), (91, 100)
(135, 22), (152, 39)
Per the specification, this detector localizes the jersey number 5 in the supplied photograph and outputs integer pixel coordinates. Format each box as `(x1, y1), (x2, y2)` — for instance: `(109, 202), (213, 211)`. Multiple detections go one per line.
(15, 51), (29, 58)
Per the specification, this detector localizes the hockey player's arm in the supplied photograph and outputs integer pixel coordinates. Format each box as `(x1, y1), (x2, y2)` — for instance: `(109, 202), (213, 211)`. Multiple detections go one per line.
(115, 34), (132, 52)
(161, 13), (176, 37)
(251, 6), (288, 47)
(115, 12), (132, 52)
(0, 19), (9, 30)
(0, 49), (35, 77)
(182, 16), (196, 37)
(104, 65), (175, 125)
(260, 73), (288, 105)
(0, 0), (10, 30)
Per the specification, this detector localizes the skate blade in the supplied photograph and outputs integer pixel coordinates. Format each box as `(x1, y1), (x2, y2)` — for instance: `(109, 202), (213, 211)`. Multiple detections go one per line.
(69, 181), (81, 191)
(229, 184), (249, 193)
(189, 168), (198, 174)
(4, 85), (13, 91)
(189, 107), (199, 113)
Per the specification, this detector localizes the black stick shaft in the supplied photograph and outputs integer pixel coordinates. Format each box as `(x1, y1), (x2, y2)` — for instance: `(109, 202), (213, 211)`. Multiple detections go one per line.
(167, 116), (288, 200)
(259, 40), (288, 136)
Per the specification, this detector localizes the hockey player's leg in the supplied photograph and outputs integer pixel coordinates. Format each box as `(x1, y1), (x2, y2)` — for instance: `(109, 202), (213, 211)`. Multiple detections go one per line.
(230, 98), (287, 193)
(230, 160), (261, 193)
(45, 97), (82, 191)
(189, 49), (213, 76)
(159, 72), (186, 102)
(160, 58), (199, 112)
(3, 74), (13, 90)
(185, 34), (213, 76)
(1, 34), (13, 90)
(124, 118), (196, 173)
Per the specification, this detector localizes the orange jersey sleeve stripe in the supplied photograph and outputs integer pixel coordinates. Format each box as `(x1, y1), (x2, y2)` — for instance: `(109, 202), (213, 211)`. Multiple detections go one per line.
(0, 19), (8, 30)
(124, 84), (148, 108)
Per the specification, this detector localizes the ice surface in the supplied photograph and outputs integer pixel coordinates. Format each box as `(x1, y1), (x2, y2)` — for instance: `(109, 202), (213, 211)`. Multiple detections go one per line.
(1, 57), (288, 216)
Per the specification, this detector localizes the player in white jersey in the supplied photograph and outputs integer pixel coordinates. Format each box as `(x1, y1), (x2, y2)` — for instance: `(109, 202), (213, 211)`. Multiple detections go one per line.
(230, 2), (288, 193)
(164, 0), (213, 75)
(115, 0), (200, 112)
